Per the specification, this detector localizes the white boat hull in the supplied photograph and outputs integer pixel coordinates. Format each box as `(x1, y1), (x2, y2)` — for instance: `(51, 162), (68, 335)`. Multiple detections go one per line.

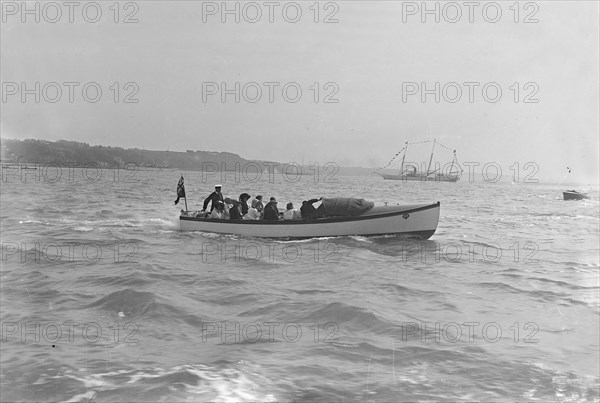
(380, 173), (459, 182)
(180, 202), (440, 239)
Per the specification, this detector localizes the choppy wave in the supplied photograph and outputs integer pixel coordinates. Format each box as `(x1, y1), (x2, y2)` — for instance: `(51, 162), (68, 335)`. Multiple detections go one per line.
(1, 172), (598, 401)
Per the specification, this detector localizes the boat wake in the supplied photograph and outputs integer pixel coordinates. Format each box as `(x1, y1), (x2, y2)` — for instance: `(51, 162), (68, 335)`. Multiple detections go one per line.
(60, 362), (276, 402)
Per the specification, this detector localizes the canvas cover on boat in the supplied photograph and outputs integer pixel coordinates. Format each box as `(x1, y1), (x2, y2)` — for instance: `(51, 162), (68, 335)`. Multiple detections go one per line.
(321, 198), (374, 217)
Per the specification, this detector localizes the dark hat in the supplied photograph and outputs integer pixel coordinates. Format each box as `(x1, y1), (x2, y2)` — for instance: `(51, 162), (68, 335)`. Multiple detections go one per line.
(270, 197), (277, 202)
(286, 202), (293, 209)
(255, 195), (262, 200)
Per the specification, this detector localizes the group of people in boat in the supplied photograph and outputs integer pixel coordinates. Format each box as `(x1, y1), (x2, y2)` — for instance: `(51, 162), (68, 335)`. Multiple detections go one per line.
(200, 184), (324, 220)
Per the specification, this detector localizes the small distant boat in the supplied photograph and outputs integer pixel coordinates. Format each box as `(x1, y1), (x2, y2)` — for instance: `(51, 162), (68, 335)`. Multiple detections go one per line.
(180, 200), (440, 239)
(563, 190), (590, 200)
(378, 139), (462, 182)
(560, 168), (590, 200)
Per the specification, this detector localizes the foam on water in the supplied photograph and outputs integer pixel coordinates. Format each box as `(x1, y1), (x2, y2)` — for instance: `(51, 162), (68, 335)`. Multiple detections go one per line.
(58, 363), (276, 402)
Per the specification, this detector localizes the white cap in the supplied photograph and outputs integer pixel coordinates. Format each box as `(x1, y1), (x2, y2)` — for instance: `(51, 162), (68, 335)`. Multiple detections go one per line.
(215, 184), (222, 188)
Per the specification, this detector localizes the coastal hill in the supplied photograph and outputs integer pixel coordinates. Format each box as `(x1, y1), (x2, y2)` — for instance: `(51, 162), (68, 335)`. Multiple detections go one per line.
(0, 138), (377, 176)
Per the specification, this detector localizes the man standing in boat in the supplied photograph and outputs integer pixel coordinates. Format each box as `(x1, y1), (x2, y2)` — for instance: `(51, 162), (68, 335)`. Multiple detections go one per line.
(203, 184), (224, 213)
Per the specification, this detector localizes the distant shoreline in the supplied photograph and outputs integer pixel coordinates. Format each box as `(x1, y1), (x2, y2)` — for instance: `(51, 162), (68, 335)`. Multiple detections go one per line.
(1, 138), (597, 185)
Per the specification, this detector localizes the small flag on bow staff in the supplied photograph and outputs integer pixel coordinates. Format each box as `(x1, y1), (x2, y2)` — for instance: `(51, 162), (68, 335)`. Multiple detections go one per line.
(174, 175), (187, 210)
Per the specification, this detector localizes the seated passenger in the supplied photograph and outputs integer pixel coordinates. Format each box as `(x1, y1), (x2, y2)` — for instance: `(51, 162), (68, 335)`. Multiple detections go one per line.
(243, 206), (261, 220)
(283, 202), (295, 220)
(262, 197), (280, 221)
(251, 195), (264, 212)
(229, 203), (242, 220)
(209, 201), (225, 219)
(239, 193), (251, 215)
(283, 202), (301, 220)
(252, 196), (265, 219)
(293, 208), (302, 220)
(228, 193), (251, 220)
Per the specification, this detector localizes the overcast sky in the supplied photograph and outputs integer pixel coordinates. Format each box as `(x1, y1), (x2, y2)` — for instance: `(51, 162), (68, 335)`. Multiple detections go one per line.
(2, 1), (598, 183)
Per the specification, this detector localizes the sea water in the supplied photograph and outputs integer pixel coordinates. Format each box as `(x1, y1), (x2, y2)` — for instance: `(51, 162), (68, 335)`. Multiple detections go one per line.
(1, 168), (598, 401)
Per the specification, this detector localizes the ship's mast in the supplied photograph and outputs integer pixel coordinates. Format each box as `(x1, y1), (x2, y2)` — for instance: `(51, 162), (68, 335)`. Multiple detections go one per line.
(426, 139), (435, 175)
(399, 142), (408, 175)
